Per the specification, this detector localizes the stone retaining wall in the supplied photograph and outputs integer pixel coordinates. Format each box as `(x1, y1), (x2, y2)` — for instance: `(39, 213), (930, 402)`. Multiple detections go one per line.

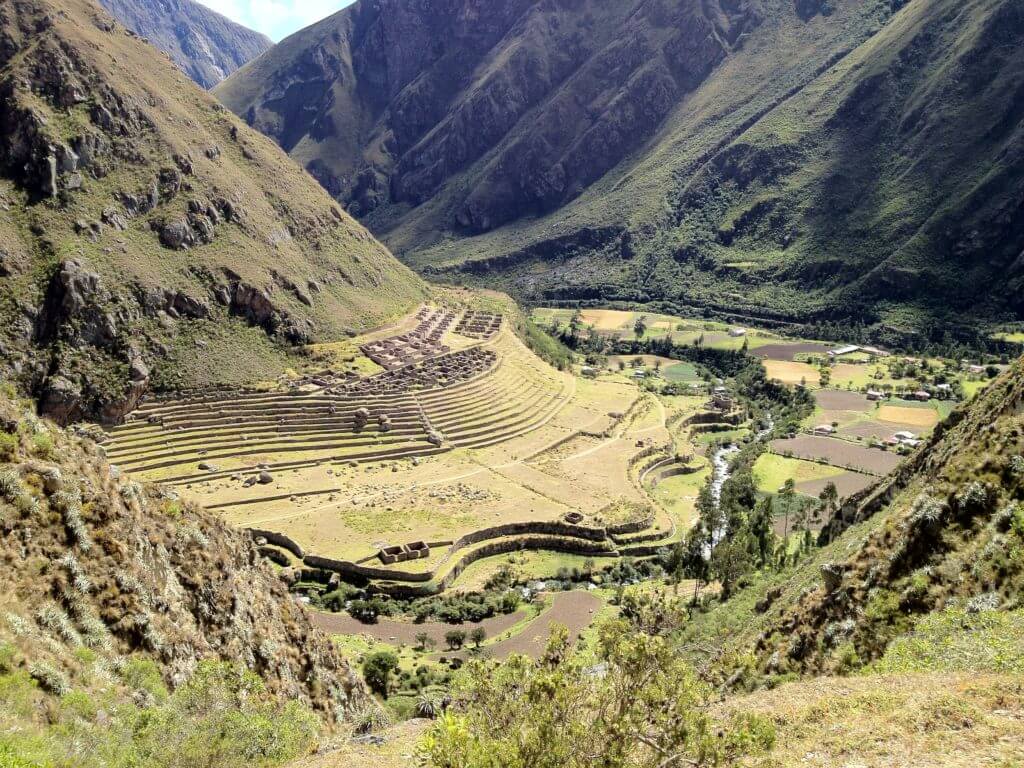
(370, 535), (619, 598)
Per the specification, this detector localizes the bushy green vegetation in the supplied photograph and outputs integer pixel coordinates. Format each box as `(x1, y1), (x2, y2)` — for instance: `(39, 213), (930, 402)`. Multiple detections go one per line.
(873, 607), (1024, 675)
(0, 660), (318, 768)
(421, 598), (775, 768)
(517, 315), (574, 371)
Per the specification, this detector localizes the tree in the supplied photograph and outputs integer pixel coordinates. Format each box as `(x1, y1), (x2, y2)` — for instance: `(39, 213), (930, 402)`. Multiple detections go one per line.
(819, 481), (839, 542)
(421, 612), (774, 768)
(634, 314), (647, 339)
(710, 534), (754, 598)
(445, 629), (467, 650)
(470, 627), (486, 648)
(778, 478), (796, 541)
(415, 632), (436, 652)
(362, 651), (399, 699)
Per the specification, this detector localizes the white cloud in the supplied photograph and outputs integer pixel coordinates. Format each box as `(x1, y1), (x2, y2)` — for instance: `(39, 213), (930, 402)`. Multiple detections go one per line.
(196, 0), (353, 42)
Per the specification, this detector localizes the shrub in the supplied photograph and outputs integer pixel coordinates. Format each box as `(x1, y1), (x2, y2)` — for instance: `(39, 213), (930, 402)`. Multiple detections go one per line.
(36, 603), (80, 646)
(0, 642), (16, 673)
(956, 481), (993, 518)
(0, 432), (17, 462)
(29, 662), (69, 696)
(362, 651), (399, 698)
(444, 630), (467, 650)
(353, 704), (392, 734)
(30, 432), (53, 459)
(0, 469), (22, 500)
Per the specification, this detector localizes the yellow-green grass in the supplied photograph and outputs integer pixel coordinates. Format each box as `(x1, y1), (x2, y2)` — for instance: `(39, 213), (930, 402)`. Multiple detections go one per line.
(693, 427), (751, 446)
(877, 404), (940, 428)
(752, 453), (845, 495)
(722, 673), (1024, 768)
(764, 359), (820, 387)
(662, 361), (701, 382)
(451, 550), (614, 592)
(647, 464), (711, 531)
(962, 379), (992, 399)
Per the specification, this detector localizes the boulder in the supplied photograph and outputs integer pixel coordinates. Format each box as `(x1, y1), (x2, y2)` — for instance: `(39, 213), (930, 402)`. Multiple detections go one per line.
(258, 470), (274, 485)
(820, 562), (844, 593)
(158, 219), (194, 250)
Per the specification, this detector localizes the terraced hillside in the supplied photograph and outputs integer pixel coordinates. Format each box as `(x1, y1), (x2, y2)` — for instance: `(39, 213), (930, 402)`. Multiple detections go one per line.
(103, 300), (722, 595)
(106, 306), (571, 483)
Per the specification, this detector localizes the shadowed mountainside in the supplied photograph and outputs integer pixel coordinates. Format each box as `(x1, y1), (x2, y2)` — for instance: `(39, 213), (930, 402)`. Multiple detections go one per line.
(217, 0), (1024, 337)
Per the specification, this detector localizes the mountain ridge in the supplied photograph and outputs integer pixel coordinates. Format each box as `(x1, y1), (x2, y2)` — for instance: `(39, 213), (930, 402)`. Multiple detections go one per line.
(98, 0), (273, 88)
(216, 0), (1024, 336)
(0, 0), (426, 424)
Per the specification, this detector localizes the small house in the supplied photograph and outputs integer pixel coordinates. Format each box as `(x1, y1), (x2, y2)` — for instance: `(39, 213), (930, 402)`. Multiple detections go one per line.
(893, 430), (917, 442)
(580, 366), (598, 378)
(866, 389), (886, 401)
(813, 424), (836, 436)
(729, 327), (747, 337)
(914, 390), (932, 401)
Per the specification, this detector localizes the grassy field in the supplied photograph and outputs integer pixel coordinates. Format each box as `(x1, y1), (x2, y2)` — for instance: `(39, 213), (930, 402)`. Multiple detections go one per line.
(752, 454), (846, 495)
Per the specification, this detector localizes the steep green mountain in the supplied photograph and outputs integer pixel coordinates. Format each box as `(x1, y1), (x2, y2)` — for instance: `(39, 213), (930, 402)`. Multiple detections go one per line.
(679, 354), (1024, 683)
(0, 388), (370, 766)
(216, 0), (1024, 337)
(0, 0), (426, 423)
(98, 0), (273, 89)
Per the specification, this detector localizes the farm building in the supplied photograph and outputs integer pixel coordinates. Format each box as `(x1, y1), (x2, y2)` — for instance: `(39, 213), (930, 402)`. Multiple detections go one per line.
(866, 389), (886, 401)
(828, 345), (860, 357)
(729, 327), (747, 337)
(913, 390), (932, 401)
(813, 424), (837, 436)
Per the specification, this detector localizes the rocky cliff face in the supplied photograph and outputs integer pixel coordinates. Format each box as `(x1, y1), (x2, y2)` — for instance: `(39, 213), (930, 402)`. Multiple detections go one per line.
(0, 392), (368, 719)
(98, 0), (272, 88)
(215, 0), (763, 232)
(0, 0), (425, 425)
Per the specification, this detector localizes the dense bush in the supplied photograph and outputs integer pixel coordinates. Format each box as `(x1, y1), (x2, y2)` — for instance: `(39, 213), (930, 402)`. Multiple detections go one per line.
(0, 661), (318, 768)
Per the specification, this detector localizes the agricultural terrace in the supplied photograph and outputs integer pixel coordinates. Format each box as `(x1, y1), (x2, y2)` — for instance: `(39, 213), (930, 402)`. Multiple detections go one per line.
(533, 307), (996, 512)
(108, 300), (735, 596)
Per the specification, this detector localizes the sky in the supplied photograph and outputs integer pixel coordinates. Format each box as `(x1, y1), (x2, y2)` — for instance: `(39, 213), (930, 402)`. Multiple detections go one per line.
(196, 0), (355, 42)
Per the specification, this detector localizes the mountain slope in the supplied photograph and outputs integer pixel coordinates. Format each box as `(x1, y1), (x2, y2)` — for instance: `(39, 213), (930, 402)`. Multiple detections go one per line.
(216, 0), (1024, 335)
(0, 389), (368, 751)
(98, 0), (272, 88)
(678, 354), (1024, 682)
(0, 0), (426, 424)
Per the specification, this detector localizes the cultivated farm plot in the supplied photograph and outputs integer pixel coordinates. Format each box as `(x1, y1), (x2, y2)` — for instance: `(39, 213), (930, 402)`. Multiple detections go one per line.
(662, 361), (701, 382)
(878, 404), (940, 428)
(754, 342), (831, 361)
(795, 471), (876, 499)
(764, 359), (820, 387)
(752, 454), (846, 494)
(769, 435), (902, 476)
